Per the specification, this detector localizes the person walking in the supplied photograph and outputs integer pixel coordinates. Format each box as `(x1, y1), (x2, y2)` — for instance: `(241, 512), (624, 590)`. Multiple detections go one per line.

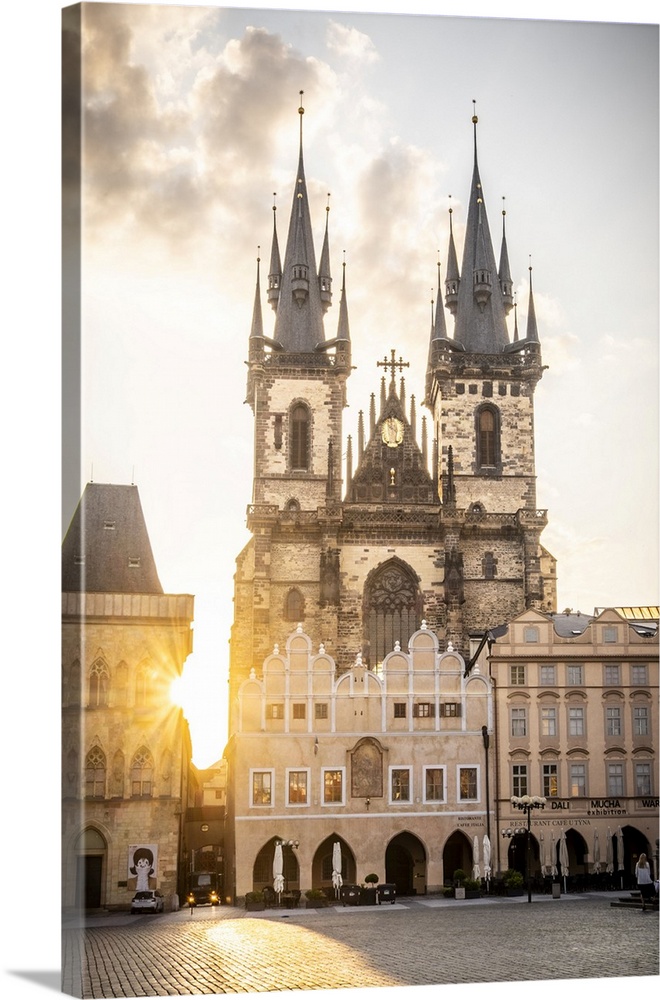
(634, 853), (654, 912)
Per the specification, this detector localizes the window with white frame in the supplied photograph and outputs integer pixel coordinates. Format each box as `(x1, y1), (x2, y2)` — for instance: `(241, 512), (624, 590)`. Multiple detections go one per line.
(287, 769), (308, 805)
(251, 769), (273, 806)
(566, 664), (583, 686)
(322, 768), (344, 805)
(413, 702), (435, 718)
(511, 706), (527, 737)
(266, 703), (284, 720)
(631, 664), (648, 686)
(568, 706), (585, 737)
(606, 706), (622, 737)
(540, 664), (556, 686)
(633, 705), (649, 736)
(607, 762), (624, 797)
(458, 766), (478, 800)
(512, 763), (528, 797)
(604, 664), (620, 685)
(424, 766), (445, 803)
(510, 664), (526, 685)
(634, 762), (652, 796)
(541, 706), (557, 737)
(570, 762), (586, 797)
(439, 702), (461, 717)
(542, 763), (558, 797)
(390, 766), (412, 803)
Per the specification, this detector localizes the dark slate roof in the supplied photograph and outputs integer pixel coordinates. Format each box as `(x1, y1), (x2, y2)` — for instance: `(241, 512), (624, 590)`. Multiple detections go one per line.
(551, 612), (594, 637)
(62, 483), (163, 594)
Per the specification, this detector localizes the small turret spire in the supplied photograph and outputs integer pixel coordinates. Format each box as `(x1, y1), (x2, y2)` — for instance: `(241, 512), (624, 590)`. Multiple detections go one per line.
(318, 193), (332, 312)
(432, 257), (448, 341)
(249, 250), (264, 345)
(267, 193), (282, 311)
(445, 198), (460, 315)
(498, 197), (514, 315)
(526, 259), (540, 343)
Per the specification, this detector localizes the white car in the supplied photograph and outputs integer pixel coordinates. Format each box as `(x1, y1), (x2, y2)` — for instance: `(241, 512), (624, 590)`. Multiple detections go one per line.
(130, 890), (164, 914)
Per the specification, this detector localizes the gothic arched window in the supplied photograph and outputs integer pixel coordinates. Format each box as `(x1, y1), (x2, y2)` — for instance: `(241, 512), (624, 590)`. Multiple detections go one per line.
(85, 746), (106, 798)
(476, 405), (500, 469)
(290, 403), (310, 470)
(131, 747), (154, 797)
(89, 658), (109, 707)
(285, 588), (305, 621)
(364, 560), (421, 669)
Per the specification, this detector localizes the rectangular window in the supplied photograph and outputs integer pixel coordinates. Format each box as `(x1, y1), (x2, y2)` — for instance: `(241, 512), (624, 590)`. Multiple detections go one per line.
(323, 768), (344, 804)
(424, 767), (445, 802)
(567, 665), (583, 686)
(439, 702), (461, 717)
(315, 702), (328, 720)
(602, 626), (618, 643)
(390, 767), (411, 802)
(607, 763), (624, 797)
(523, 627), (539, 643)
(606, 707), (622, 737)
(634, 763), (652, 796)
(459, 766), (478, 800)
(570, 763), (586, 797)
(511, 707), (527, 737)
(251, 770), (273, 806)
(541, 707), (557, 737)
(543, 763), (558, 798)
(510, 665), (526, 685)
(266, 703), (284, 720)
(287, 769), (308, 805)
(604, 664), (620, 685)
(393, 703), (407, 718)
(633, 706), (649, 736)
(292, 703), (306, 720)
(540, 665), (556, 686)
(568, 706), (585, 737)
(512, 764), (528, 797)
(413, 702), (435, 718)
(632, 664), (648, 686)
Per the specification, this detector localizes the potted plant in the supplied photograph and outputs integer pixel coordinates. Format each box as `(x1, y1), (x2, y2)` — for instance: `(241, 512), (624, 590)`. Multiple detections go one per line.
(502, 869), (525, 896)
(361, 874), (379, 905)
(453, 869), (467, 899)
(244, 890), (265, 911)
(304, 888), (328, 909)
(463, 877), (482, 899)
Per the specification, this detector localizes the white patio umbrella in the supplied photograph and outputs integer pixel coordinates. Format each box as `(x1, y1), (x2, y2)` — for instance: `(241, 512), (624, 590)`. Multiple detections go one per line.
(615, 826), (625, 888)
(472, 835), (481, 881)
(273, 842), (285, 899)
(540, 832), (550, 877)
(605, 827), (614, 875)
(592, 829), (601, 874)
(559, 828), (569, 893)
(331, 841), (343, 899)
(483, 835), (492, 882)
(550, 830), (558, 878)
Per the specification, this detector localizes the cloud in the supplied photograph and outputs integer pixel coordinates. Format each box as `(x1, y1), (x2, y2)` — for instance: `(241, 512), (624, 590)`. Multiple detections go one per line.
(326, 20), (380, 65)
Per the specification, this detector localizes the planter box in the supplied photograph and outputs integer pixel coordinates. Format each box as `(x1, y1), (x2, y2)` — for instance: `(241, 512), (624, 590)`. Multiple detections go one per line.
(360, 887), (378, 905)
(505, 887), (524, 896)
(340, 884), (361, 906)
(377, 884), (396, 904)
(454, 887), (466, 899)
(245, 901), (265, 911)
(465, 890), (481, 899)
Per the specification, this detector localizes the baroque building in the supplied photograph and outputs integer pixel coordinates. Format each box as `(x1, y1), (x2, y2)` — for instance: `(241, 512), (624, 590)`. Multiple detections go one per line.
(225, 104), (564, 900)
(62, 483), (197, 912)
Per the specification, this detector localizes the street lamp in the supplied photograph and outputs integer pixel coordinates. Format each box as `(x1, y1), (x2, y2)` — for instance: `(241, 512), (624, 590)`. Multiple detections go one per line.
(510, 794), (547, 903)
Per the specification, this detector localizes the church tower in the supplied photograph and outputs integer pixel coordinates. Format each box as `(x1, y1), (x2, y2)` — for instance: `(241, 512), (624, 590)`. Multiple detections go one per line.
(425, 108), (554, 646)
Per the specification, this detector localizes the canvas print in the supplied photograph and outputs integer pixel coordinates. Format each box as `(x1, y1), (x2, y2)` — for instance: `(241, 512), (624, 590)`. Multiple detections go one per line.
(58, 3), (658, 1000)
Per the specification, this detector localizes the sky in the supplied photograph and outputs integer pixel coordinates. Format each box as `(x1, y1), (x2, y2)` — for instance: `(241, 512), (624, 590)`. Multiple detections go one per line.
(2, 4), (659, 996)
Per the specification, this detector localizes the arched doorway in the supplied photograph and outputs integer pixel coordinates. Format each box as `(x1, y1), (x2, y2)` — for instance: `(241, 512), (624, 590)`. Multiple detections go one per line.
(443, 831), (473, 884)
(386, 832), (426, 895)
(311, 834), (356, 892)
(252, 837), (299, 892)
(621, 825), (652, 889)
(564, 828), (589, 877)
(75, 827), (106, 909)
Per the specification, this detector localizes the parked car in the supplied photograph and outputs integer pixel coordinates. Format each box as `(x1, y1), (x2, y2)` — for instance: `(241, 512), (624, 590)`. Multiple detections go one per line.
(130, 890), (164, 914)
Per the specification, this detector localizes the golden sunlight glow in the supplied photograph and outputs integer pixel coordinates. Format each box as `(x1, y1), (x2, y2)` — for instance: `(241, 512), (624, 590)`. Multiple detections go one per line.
(169, 675), (187, 708)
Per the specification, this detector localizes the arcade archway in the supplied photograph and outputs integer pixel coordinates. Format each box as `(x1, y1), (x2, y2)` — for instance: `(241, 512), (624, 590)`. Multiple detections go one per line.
(386, 831), (427, 895)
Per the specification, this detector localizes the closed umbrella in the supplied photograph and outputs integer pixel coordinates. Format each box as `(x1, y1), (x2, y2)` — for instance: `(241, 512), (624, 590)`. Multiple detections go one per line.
(273, 842), (285, 900)
(559, 828), (569, 893)
(472, 835), (481, 881)
(615, 825), (625, 888)
(540, 832), (551, 877)
(483, 835), (491, 882)
(331, 841), (343, 899)
(550, 831), (558, 878)
(592, 829), (601, 875)
(605, 827), (614, 875)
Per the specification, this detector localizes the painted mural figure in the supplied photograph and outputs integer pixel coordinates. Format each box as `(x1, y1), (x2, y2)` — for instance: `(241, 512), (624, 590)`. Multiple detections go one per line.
(128, 846), (157, 891)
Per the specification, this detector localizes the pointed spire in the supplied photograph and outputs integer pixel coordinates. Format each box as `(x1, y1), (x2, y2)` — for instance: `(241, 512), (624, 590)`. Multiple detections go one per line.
(318, 193), (332, 313)
(399, 377), (406, 412)
(513, 296), (520, 342)
(410, 394), (416, 441)
(249, 250), (264, 348)
(445, 198), (460, 315)
(380, 377), (387, 415)
(432, 257), (449, 341)
(369, 393), (376, 437)
(525, 260), (540, 343)
(498, 197), (514, 314)
(272, 93), (326, 352)
(335, 258), (351, 345)
(357, 409), (365, 459)
(267, 193), (282, 311)
(421, 414), (428, 469)
(452, 104), (510, 353)
(345, 434), (353, 496)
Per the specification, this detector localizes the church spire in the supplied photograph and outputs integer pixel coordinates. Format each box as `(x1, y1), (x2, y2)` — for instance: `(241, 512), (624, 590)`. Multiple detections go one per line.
(498, 197), (514, 314)
(272, 93), (326, 352)
(267, 193), (282, 311)
(525, 261), (540, 343)
(444, 199), (460, 315)
(249, 251), (264, 347)
(318, 194), (332, 313)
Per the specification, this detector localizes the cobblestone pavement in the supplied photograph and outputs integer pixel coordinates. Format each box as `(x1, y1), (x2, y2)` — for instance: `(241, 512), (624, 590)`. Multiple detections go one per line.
(62, 893), (658, 998)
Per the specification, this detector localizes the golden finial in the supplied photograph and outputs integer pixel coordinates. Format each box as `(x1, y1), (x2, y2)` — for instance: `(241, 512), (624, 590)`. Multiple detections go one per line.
(299, 90), (304, 115)
(326, 192), (331, 214)
(272, 192), (277, 213)
(257, 244), (260, 263)
(472, 98), (478, 125)
(502, 195), (506, 217)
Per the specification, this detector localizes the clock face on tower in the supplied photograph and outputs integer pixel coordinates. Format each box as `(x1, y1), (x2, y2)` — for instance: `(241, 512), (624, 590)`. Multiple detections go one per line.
(382, 416), (404, 448)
